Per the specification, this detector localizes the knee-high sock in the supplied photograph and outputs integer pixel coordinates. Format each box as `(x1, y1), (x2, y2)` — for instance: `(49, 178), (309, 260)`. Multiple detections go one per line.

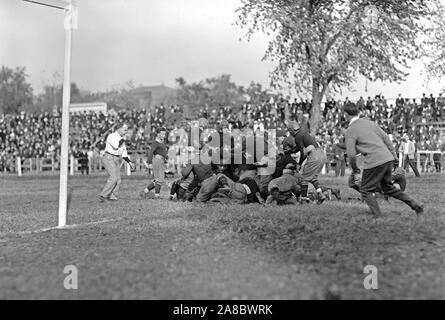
(301, 182), (308, 197)
(312, 180), (321, 192)
(146, 181), (155, 191)
(170, 181), (179, 196)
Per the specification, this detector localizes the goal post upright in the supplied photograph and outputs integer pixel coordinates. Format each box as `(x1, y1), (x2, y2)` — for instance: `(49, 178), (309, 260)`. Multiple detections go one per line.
(58, 6), (72, 227)
(22, 0), (77, 228)
(58, 0), (78, 227)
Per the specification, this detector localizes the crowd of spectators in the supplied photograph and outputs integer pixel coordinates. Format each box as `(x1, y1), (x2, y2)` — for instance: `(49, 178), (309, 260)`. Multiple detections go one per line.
(1, 92), (444, 173)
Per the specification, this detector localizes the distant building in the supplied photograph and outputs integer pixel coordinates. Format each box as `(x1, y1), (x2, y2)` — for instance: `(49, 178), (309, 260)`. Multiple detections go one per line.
(130, 85), (175, 110)
(69, 102), (107, 114)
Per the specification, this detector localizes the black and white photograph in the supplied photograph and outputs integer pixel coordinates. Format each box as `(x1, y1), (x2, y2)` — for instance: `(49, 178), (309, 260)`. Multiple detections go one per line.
(1, 0), (444, 304)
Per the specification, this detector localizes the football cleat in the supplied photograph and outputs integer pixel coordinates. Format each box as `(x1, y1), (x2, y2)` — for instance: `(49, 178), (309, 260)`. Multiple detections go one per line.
(139, 190), (155, 199)
(256, 192), (265, 204)
(413, 204), (424, 215)
(331, 188), (341, 200)
(300, 196), (311, 204)
(317, 192), (326, 204)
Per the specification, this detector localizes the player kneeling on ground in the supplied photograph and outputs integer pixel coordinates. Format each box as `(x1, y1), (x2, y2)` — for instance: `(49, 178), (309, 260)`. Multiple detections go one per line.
(307, 186), (342, 202)
(266, 163), (301, 205)
(210, 174), (262, 204)
(169, 171), (195, 201)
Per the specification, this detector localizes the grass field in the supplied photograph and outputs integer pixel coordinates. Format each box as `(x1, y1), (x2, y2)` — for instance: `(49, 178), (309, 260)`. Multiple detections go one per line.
(0, 171), (444, 299)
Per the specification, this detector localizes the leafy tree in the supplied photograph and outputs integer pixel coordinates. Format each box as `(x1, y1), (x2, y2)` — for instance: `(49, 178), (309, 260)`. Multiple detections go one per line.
(423, 1), (445, 80)
(236, 0), (442, 133)
(70, 82), (81, 101)
(175, 75), (246, 112)
(205, 74), (246, 107)
(34, 82), (88, 112)
(244, 81), (273, 104)
(0, 66), (33, 114)
(175, 77), (211, 112)
(34, 84), (62, 113)
(174, 75), (280, 115)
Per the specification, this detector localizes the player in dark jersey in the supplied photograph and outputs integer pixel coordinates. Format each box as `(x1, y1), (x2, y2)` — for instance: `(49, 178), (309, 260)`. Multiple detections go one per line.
(285, 121), (327, 204)
(209, 174), (261, 204)
(140, 127), (168, 199)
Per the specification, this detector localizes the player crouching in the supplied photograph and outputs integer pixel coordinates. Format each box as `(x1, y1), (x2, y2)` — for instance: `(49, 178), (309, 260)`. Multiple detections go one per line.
(307, 186), (342, 202)
(265, 163), (302, 205)
(169, 171), (195, 201)
(209, 174), (262, 204)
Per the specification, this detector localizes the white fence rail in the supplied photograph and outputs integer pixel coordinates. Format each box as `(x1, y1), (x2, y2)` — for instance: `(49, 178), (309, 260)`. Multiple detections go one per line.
(7, 149), (443, 177)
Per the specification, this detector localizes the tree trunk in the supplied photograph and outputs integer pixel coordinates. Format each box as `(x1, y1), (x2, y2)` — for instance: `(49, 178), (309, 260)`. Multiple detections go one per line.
(310, 81), (322, 136)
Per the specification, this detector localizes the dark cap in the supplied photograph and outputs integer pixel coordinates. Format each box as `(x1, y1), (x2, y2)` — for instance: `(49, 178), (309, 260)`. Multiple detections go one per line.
(155, 126), (167, 134)
(344, 102), (359, 116)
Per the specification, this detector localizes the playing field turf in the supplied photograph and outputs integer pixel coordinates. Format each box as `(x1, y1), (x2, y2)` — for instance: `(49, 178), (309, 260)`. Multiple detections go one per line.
(1, 172), (444, 299)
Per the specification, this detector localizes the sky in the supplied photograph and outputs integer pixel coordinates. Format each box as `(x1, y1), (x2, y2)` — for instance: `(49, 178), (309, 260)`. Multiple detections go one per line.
(1, 0), (444, 101)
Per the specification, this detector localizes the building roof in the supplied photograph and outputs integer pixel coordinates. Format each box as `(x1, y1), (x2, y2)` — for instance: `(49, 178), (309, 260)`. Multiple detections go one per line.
(131, 85), (174, 98)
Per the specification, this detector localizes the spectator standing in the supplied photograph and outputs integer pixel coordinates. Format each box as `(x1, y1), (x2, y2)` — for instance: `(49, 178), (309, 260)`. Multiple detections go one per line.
(334, 139), (346, 177)
(401, 134), (421, 177)
(356, 96), (365, 111)
(432, 143), (442, 172)
(75, 148), (89, 175)
(437, 93), (445, 120)
(365, 97), (373, 111)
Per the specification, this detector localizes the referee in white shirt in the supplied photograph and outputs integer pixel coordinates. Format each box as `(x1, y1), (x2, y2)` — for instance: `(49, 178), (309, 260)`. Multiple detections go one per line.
(97, 123), (135, 202)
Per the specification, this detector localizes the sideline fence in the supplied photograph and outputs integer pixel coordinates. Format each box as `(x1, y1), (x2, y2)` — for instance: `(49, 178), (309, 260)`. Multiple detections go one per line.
(5, 149), (443, 177)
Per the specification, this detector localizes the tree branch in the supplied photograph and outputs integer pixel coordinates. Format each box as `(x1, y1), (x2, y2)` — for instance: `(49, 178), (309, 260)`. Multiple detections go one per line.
(324, 5), (361, 57)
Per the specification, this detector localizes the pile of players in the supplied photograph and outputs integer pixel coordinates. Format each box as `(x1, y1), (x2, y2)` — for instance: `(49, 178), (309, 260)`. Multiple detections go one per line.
(140, 120), (342, 205)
